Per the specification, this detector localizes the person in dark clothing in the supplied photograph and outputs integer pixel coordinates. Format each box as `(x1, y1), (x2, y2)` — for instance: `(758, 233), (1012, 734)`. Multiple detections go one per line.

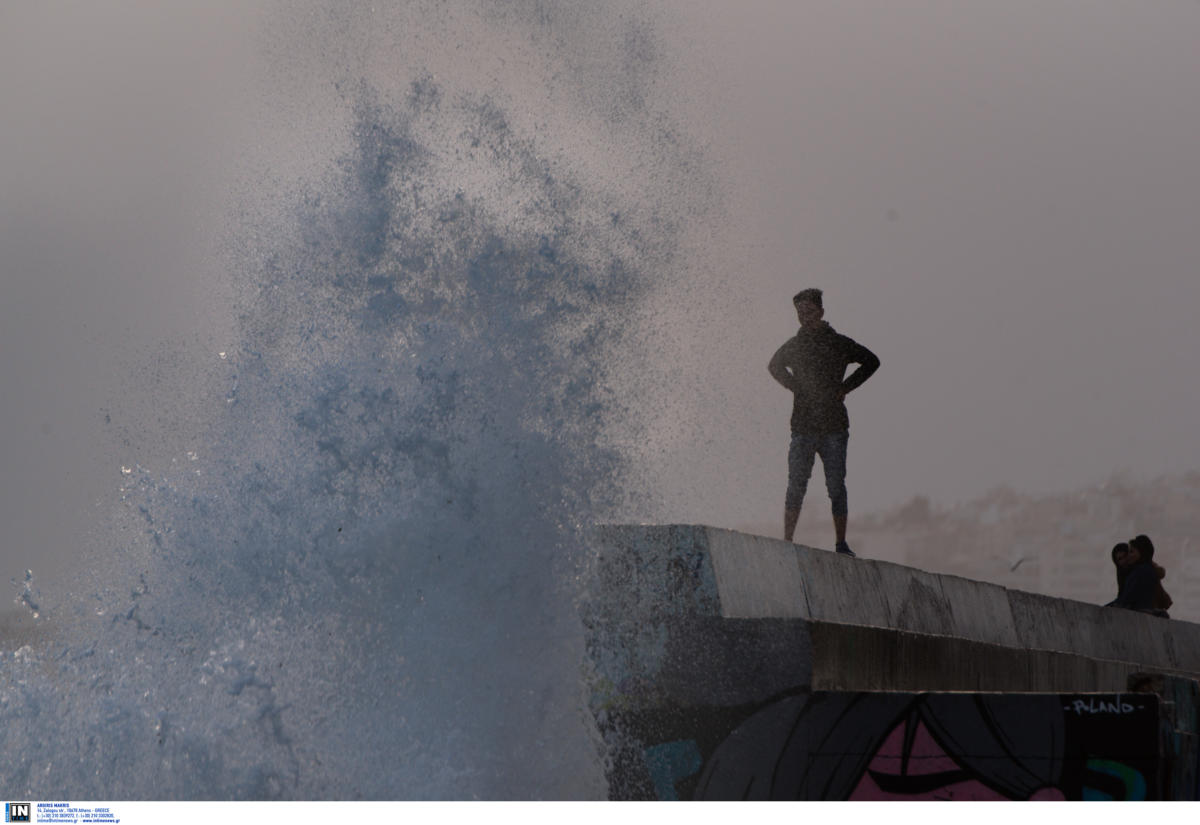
(1107, 534), (1170, 617)
(1109, 536), (1172, 614)
(1111, 542), (1133, 593)
(768, 288), (879, 555)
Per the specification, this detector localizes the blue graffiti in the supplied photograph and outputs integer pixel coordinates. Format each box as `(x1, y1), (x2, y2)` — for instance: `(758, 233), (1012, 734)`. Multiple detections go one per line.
(1083, 759), (1147, 801)
(644, 740), (702, 800)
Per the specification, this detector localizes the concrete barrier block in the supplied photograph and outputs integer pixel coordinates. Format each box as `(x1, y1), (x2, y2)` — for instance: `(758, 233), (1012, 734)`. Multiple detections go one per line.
(937, 574), (1021, 647)
(1009, 590), (1098, 652)
(586, 524), (722, 620)
(1088, 603), (1173, 666)
(793, 545), (893, 628)
(703, 528), (809, 619)
(872, 560), (955, 636)
(1163, 622), (1200, 671)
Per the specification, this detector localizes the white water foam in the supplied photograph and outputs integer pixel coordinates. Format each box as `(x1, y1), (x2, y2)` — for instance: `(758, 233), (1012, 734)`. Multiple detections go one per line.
(0, 2), (711, 799)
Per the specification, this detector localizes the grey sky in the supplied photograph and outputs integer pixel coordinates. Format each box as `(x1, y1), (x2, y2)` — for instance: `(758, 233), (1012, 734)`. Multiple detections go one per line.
(3, 1), (1200, 588)
(0, 2), (254, 585)
(646, 1), (1200, 532)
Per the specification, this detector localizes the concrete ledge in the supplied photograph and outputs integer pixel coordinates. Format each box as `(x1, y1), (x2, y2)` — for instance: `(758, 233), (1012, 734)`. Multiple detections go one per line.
(807, 623), (1148, 692)
(704, 530), (809, 618)
(583, 524), (1200, 693)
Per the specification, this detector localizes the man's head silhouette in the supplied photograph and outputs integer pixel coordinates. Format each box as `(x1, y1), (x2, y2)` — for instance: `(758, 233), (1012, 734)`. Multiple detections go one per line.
(793, 288), (824, 326)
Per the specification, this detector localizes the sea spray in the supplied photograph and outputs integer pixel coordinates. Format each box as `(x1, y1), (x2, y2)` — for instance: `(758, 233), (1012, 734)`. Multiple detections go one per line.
(0, 71), (693, 798)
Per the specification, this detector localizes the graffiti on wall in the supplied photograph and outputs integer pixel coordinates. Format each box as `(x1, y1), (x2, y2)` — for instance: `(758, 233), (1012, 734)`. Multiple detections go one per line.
(600, 692), (1160, 800)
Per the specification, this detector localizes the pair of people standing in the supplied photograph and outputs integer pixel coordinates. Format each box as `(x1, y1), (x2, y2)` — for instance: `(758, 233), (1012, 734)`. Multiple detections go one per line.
(768, 289), (879, 556)
(1108, 534), (1172, 617)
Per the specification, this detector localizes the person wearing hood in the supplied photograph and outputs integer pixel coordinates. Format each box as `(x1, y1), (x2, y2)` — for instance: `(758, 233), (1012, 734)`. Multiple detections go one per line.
(1107, 534), (1171, 617)
(768, 288), (880, 556)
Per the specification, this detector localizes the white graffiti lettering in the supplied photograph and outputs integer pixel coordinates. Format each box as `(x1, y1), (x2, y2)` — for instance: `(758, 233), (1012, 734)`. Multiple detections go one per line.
(1065, 698), (1136, 715)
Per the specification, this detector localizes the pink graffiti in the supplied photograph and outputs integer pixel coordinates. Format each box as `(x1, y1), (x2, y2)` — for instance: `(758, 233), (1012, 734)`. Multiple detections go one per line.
(847, 720), (1066, 801)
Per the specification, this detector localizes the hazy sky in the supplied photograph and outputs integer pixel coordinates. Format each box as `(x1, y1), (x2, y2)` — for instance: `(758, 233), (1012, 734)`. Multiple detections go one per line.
(646, 1), (1200, 533)
(4, 1), (1200, 587)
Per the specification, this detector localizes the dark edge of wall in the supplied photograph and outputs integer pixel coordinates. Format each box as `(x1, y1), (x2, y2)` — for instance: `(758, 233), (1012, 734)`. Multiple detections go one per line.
(808, 621), (1186, 692)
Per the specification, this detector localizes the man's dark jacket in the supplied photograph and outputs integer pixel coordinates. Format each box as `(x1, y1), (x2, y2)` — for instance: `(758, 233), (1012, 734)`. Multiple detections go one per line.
(769, 322), (880, 434)
(1109, 561), (1158, 611)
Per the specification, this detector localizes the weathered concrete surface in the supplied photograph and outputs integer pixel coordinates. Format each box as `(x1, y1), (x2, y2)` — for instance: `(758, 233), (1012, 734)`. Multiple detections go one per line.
(582, 524), (1200, 696)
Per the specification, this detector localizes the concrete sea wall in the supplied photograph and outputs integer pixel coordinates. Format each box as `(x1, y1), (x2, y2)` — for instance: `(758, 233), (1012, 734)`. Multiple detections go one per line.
(580, 525), (1200, 799)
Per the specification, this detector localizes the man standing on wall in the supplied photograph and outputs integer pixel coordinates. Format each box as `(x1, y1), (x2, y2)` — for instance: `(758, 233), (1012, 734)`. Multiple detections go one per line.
(768, 288), (880, 555)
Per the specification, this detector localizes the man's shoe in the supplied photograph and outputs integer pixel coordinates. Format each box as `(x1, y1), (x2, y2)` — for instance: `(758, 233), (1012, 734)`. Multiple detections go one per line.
(835, 541), (856, 558)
